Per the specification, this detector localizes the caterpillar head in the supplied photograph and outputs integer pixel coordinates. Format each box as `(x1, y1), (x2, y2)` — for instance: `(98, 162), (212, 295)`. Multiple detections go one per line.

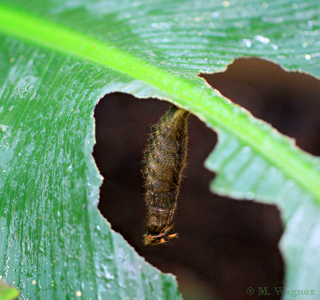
(143, 225), (178, 246)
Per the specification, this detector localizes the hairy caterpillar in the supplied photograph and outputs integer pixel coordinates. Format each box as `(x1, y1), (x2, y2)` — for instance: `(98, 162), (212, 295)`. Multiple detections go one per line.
(142, 105), (190, 245)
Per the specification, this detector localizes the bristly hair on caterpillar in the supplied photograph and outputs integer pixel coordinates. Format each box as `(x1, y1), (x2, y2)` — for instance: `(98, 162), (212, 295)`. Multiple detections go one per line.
(141, 105), (190, 246)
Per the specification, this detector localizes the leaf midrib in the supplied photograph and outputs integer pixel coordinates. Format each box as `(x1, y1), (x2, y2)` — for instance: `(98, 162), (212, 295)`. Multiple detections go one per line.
(0, 4), (319, 202)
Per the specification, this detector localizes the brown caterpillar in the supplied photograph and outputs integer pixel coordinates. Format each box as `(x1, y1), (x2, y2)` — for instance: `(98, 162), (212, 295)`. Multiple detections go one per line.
(142, 105), (190, 245)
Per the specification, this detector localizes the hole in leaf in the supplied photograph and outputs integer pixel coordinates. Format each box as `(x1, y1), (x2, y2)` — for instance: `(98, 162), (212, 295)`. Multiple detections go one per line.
(93, 92), (284, 300)
(200, 57), (320, 156)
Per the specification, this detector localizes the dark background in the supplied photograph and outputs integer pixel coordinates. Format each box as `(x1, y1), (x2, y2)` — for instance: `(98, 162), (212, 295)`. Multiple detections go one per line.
(93, 58), (320, 300)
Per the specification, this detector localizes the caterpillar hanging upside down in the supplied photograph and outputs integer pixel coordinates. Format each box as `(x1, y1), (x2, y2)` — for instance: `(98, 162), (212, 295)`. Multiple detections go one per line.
(142, 105), (190, 245)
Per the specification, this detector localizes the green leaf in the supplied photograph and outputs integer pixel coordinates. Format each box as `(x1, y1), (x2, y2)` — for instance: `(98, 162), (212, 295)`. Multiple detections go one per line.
(0, 279), (19, 300)
(0, 39), (181, 300)
(0, 0), (319, 299)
